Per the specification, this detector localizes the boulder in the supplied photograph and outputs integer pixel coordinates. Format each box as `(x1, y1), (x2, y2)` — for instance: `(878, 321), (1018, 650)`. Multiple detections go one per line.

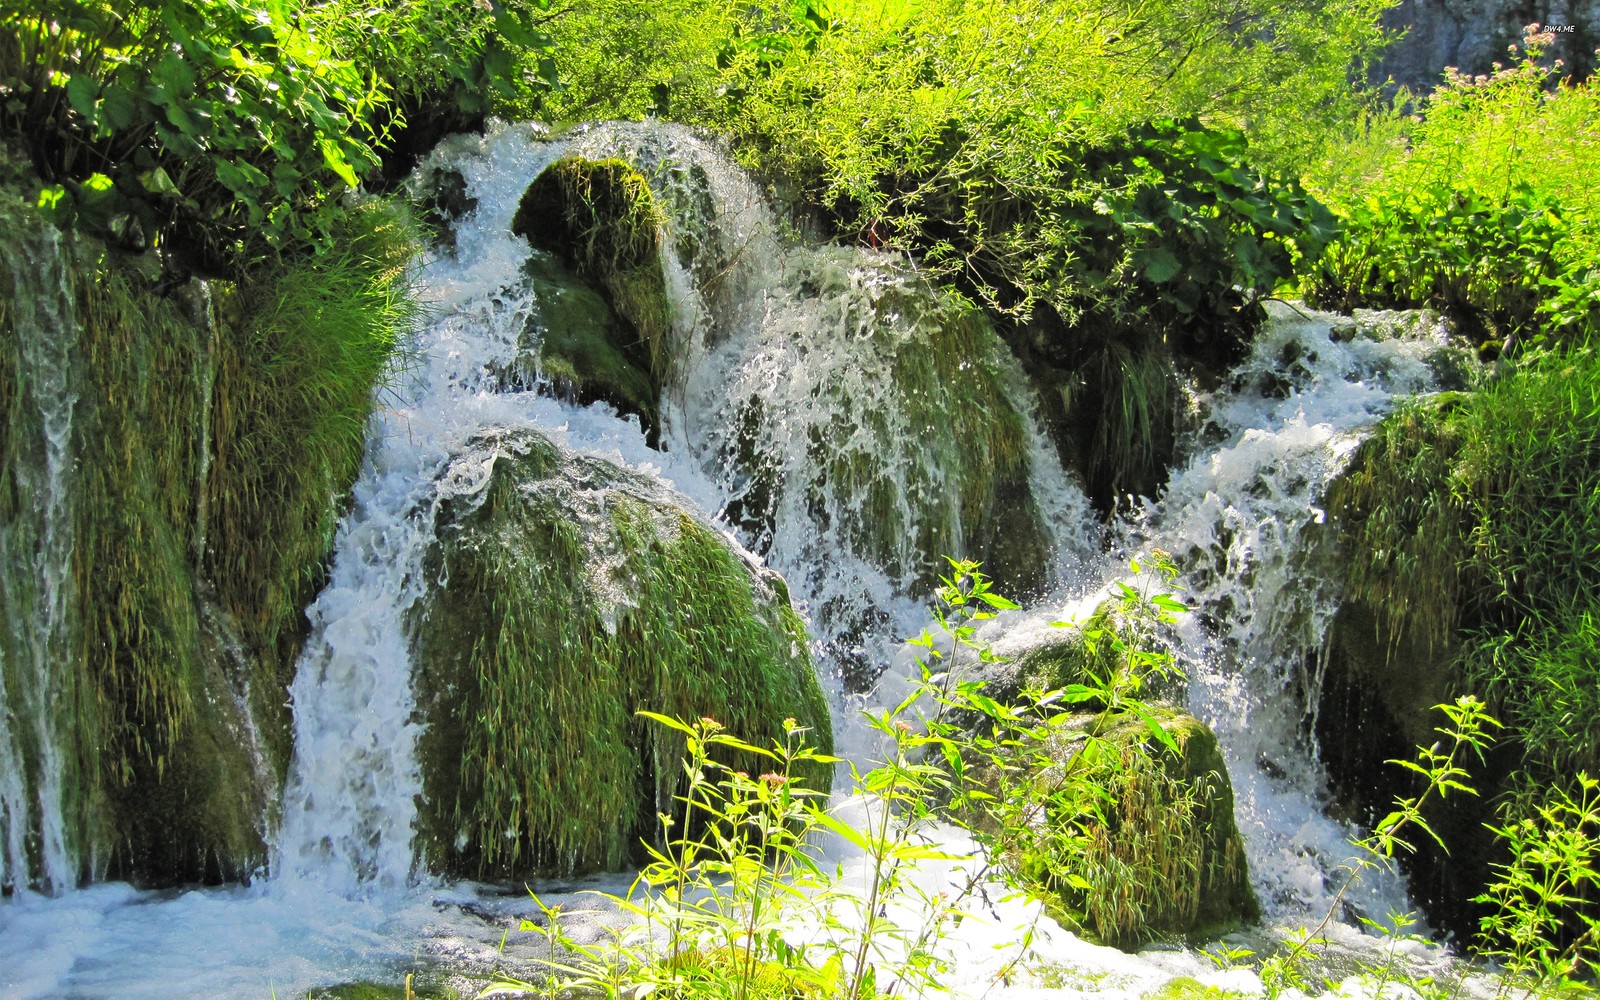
(1019, 706), (1259, 948)
(411, 429), (832, 878)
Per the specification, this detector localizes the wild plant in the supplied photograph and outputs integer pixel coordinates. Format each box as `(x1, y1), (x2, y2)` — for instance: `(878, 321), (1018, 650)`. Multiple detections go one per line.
(484, 554), (1227, 996)
(1477, 773), (1600, 999)
(1257, 695), (1499, 998)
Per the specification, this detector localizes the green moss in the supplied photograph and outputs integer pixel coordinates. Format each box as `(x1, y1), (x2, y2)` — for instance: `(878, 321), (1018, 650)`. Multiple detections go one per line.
(67, 252), (271, 881)
(507, 254), (658, 438)
(206, 201), (418, 781)
(0, 179), (414, 887)
(773, 287), (1049, 598)
(413, 430), (831, 878)
(1329, 348), (1600, 776)
(513, 157), (672, 376)
(310, 980), (463, 1000)
(1069, 339), (1178, 509)
(1142, 976), (1248, 1000)
(1021, 706), (1257, 949)
(1324, 347), (1600, 936)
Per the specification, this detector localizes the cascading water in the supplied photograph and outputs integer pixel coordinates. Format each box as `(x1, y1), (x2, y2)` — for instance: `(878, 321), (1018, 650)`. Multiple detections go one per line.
(0, 219), (81, 898)
(0, 121), (1480, 998)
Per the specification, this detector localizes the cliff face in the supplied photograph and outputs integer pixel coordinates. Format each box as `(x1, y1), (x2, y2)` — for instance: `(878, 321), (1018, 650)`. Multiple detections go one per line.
(1376, 0), (1599, 90)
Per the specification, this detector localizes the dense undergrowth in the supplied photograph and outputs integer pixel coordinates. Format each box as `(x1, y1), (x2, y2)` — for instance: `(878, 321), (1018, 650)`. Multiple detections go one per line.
(1307, 26), (1600, 354)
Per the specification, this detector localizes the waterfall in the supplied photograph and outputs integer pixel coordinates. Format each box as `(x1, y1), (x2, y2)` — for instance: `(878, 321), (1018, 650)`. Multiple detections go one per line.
(1155, 306), (1463, 920)
(0, 121), (1480, 998)
(0, 219), (82, 897)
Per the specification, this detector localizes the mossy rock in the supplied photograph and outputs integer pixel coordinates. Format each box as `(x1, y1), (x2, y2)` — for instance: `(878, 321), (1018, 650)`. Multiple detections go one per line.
(411, 429), (832, 879)
(492, 254), (659, 440)
(512, 157), (672, 377)
(1142, 976), (1248, 1000)
(309, 980), (463, 1000)
(720, 272), (1052, 604)
(1020, 705), (1257, 948)
(982, 599), (1185, 711)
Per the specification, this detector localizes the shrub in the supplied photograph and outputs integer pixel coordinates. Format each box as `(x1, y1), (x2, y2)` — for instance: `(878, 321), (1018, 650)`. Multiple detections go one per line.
(1306, 29), (1600, 353)
(0, 0), (556, 270)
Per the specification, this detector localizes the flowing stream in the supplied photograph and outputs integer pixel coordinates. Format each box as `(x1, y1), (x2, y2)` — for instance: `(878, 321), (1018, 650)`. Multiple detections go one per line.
(0, 122), (1476, 998)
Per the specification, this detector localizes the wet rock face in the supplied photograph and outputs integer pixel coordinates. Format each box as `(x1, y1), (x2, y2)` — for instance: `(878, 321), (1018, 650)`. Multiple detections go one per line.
(490, 254), (660, 442)
(410, 429), (832, 879)
(1315, 600), (1520, 943)
(512, 157), (672, 377)
(1375, 0), (1600, 91)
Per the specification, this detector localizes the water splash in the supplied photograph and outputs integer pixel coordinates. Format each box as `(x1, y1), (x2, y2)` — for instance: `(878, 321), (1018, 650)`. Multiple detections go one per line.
(0, 219), (82, 896)
(979, 302), (1469, 923)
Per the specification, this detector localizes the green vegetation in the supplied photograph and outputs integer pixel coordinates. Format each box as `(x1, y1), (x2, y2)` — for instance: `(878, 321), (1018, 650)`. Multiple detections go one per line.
(0, 0), (555, 270)
(412, 430), (831, 878)
(4, 0), (1600, 983)
(1307, 27), (1600, 354)
(206, 200), (417, 775)
(0, 171), (416, 884)
(1330, 346), (1600, 784)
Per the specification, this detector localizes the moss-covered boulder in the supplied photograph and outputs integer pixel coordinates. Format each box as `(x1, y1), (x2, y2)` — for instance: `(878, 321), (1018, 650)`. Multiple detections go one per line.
(1319, 348), (1600, 940)
(717, 270), (1053, 604)
(411, 428), (832, 879)
(512, 157), (672, 376)
(1016, 706), (1257, 949)
(492, 254), (659, 440)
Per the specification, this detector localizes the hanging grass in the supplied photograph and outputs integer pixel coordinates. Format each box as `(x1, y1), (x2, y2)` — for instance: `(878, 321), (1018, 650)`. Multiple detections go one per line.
(412, 429), (832, 878)
(206, 199), (418, 777)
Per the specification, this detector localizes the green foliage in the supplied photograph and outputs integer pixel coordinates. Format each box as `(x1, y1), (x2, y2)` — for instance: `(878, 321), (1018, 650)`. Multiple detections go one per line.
(513, 157), (672, 375)
(0, 0), (556, 269)
(207, 200), (417, 771)
(1330, 347), (1600, 784)
(533, 0), (737, 123)
(0, 184), (392, 882)
(1477, 774), (1600, 997)
(677, 0), (1352, 372)
(70, 256), (208, 845)
(1259, 696), (1498, 999)
(932, 557), (1254, 949)
(1306, 34), (1600, 353)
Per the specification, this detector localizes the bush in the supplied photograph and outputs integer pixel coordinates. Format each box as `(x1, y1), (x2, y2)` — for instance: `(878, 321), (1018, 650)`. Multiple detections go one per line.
(702, 2), (1345, 346)
(0, 0), (556, 270)
(1306, 30), (1600, 353)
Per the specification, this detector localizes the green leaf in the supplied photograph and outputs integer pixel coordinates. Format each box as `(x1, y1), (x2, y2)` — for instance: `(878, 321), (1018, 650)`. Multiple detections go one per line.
(319, 138), (360, 188)
(66, 74), (100, 120)
(101, 86), (141, 130)
(35, 184), (74, 225)
(1138, 247), (1183, 283)
(1131, 702), (1180, 755)
(811, 809), (873, 853)
(635, 710), (696, 736)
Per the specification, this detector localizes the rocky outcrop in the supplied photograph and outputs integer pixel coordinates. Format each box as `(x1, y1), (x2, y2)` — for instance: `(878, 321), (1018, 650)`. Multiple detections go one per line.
(1375, 0), (1599, 91)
